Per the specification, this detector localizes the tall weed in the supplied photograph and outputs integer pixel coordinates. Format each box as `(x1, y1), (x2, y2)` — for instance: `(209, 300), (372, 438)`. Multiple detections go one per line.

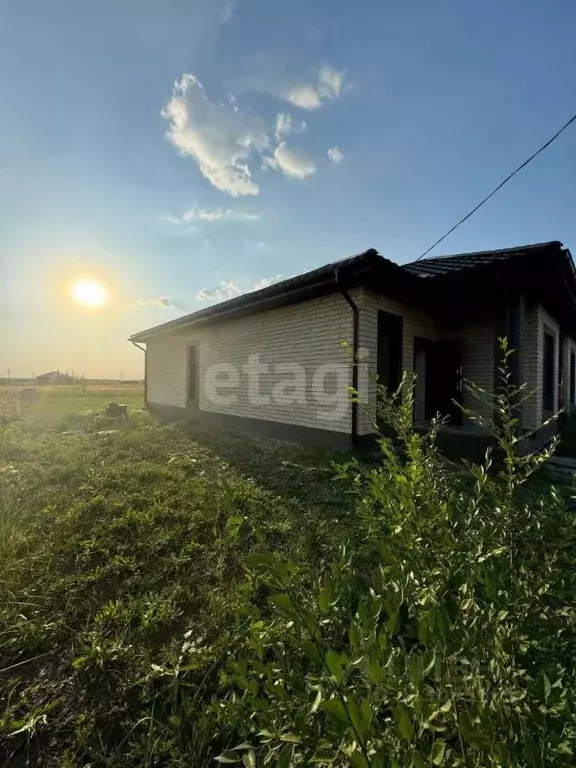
(218, 342), (576, 767)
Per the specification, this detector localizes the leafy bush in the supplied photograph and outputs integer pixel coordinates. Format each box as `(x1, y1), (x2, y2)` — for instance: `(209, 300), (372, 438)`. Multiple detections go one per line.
(216, 344), (576, 767)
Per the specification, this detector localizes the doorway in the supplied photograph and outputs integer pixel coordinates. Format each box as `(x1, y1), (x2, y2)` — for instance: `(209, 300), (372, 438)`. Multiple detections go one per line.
(413, 337), (431, 424)
(377, 310), (403, 393)
(427, 338), (463, 425)
(412, 337), (463, 426)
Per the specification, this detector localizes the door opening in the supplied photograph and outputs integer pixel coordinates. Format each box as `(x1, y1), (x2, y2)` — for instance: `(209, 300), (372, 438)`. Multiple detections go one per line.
(427, 338), (463, 426)
(413, 336), (430, 424)
(377, 310), (403, 394)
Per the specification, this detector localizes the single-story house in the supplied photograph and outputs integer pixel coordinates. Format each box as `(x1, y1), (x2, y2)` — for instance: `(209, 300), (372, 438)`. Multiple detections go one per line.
(129, 241), (576, 455)
(35, 370), (74, 385)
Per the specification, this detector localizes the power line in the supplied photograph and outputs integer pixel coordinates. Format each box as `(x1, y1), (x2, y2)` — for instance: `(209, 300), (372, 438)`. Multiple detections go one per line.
(416, 110), (576, 261)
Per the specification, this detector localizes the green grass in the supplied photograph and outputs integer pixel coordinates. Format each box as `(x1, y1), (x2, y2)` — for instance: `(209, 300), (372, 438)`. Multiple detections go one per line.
(0, 402), (351, 766)
(27, 393), (144, 422)
(1, 384), (145, 426)
(2, 378), (575, 766)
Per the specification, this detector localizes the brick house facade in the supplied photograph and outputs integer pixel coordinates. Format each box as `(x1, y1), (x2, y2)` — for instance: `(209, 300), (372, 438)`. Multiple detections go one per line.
(131, 242), (576, 455)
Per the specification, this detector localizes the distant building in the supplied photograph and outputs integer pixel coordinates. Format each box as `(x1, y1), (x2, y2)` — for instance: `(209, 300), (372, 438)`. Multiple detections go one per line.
(36, 370), (74, 385)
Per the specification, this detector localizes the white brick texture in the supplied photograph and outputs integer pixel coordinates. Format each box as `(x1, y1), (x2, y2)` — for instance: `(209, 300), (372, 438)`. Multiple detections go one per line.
(356, 293), (495, 429)
(521, 302), (561, 432)
(355, 291), (437, 433)
(441, 315), (495, 423)
(145, 289), (571, 441)
(561, 336), (576, 413)
(146, 292), (355, 434)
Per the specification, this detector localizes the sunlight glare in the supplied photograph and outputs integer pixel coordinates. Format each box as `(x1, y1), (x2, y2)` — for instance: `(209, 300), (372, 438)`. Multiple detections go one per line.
(72, 279), (108, 308)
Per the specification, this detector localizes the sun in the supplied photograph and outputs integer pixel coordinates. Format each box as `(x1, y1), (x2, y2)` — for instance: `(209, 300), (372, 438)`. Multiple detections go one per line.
(72, 279), (108, 308)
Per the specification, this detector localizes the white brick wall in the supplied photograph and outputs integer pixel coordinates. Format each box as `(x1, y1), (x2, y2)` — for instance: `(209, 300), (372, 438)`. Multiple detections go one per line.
(518, 293), (528, 427)
(521, 302), (561, 432)
(357, 295), (495, 429)
(561, 336), (576, 413)
(146, 334), (188, 409)
(540, 306), (561, 421)
(444, 315), (495, 423)
(146, 292), (356, 434)
(521, 299), (539, 431)
(355, 290), (378, 435)
(146, 288), (570, 441)
(354, 291), (437, 434)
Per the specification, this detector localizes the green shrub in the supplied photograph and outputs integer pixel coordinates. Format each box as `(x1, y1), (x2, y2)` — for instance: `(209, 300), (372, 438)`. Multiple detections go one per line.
(216, 343), (576, 767)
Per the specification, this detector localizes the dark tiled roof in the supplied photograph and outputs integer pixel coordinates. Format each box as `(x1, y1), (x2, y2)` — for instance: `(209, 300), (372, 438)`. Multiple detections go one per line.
(403, 241), (562, 278)
(131, 249), (387, 341)
(131, 240), (571, 342)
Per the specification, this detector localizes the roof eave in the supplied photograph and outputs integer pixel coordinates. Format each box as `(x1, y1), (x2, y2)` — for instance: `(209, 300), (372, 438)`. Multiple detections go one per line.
(129, 250), (409, 343)
(129, 272), (341, 343)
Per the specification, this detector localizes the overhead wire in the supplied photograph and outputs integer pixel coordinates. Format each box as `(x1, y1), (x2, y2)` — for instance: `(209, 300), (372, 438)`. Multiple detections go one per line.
(416, 111), (576, 261)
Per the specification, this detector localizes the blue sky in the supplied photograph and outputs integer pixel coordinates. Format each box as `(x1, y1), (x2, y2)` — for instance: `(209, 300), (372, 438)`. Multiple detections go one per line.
(2, 0), (576, 377)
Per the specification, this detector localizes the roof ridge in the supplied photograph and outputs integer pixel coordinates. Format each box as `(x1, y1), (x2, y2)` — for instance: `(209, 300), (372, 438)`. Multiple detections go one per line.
(405, 241), (561, 265)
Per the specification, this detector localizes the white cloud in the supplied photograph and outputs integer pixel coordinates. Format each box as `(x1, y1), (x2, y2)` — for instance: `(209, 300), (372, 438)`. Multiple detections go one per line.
(128, 296), (182, 310)
(282, 68), (343, 110)
(327, 146), (343, 164)
(275, 113), (293, 139)
(162, 74), (269, 197)
(274, 113), (307, 141)
(196, 281), (241, 302)
(252, 274), (282, 288)
(171, 207), (260, 223)
(285, 84), (322, 110)
(196, 275), (283, 303)
(317, 66), (344, 100)
(163, 68), (344, 194)
(265, 142), (316, 179)
(232, 62), (346, 111)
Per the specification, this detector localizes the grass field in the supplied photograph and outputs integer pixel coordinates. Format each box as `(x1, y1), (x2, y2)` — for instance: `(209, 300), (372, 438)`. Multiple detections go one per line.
(1, 384), (575, 766)
(0, 388), (351, 766)
(1, 383), (144, 425)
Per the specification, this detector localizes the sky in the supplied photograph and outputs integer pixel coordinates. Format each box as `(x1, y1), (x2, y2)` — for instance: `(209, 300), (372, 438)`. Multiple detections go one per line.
(1, 0), (576, 378)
